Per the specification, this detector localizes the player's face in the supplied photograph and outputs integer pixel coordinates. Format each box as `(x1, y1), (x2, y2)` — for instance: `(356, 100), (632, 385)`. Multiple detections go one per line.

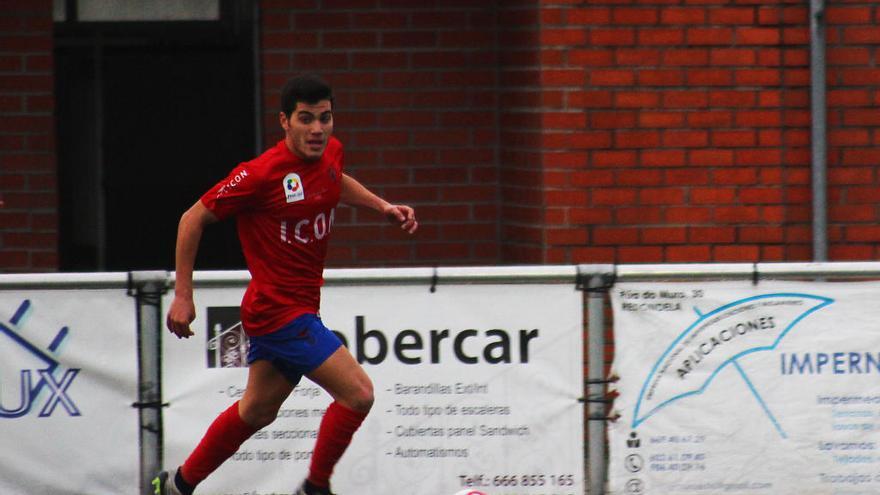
(281, 100), (333, 162)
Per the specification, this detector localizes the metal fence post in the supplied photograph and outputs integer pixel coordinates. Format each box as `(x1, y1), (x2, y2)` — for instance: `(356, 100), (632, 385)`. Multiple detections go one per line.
(128, 270), (169, 495)
(584, 269), (614, 495)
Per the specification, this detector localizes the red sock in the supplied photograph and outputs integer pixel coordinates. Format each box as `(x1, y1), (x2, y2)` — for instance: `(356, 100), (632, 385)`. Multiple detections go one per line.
(180, 401), (258, 486)
(308, 401), (368, 488)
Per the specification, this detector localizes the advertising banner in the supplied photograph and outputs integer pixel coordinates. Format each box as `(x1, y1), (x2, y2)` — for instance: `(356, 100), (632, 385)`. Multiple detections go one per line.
(162, 281), (584, 495)
(609, 281), (880, 495)
(0, 290), (139, 494)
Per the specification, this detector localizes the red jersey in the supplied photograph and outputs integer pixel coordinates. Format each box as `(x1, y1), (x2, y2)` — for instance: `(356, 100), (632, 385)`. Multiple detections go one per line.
(200, 138), (343, 336)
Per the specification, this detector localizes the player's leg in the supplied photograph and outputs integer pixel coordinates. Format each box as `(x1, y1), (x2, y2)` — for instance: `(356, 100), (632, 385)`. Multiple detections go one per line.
(171, 359), (295, 494)
(301, 347), (373, 493)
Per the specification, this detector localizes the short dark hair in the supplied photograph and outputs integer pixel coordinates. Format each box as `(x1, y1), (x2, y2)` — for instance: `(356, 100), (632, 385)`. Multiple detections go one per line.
(280, 74), (334, 116)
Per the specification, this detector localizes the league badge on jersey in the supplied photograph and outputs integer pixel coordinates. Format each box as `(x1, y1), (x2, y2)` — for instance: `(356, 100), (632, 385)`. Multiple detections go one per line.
(283, 172), (305, 203)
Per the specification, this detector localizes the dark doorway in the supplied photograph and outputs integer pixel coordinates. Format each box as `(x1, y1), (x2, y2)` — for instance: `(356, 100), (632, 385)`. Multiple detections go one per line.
(54, 1), (256, 271)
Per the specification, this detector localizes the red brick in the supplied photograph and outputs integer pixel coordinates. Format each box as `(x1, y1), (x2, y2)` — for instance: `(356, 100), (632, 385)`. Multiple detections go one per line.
(542, 28), (588, 45)
(665, 206), (712, 223)
(440, 224), (495, 242)
(571, 170), (614, 187)
(779, 28), (806, 48)
(619, 246), (664, 263)
(590, 28), (635, 46)
(541, 69), (586, 86)
(736, 110), (783, 127)
(639, 112), (684, 128)
(569, 49), (614, 66)
(689, 149), (734, 166)
(641, 150), (686, 167)
(714, 244), (760, 262)
(710, 7), (755, 25)
(546, 228), (588, 245)
(594, 227), (640, 245)
(846, 226), (880, 242)
(639, 187), (684, 205)
(589, 69), (635, 86)
(613, 7), (659, 25)
(843, 109), (880, 126)
(638, 28), (685, 45)
(350, 52), (407, 70)
(828, 47), (871, 66)
(828, 205), (878, 224)
(663, 49), (708, 66)
(642, 227), (687, 244)
(713, 168), (757, 185)
(692, 188), (736, 204)
(829, 245), (875, 261)
(614, 49), (661, 68)
(663, 129), (708, 147)
(666, 245), (712, 262)
(570, 208), (613, 225)
(591, 111), (637, 130)
(571, 246), (615, 263)
(710, 48), (756, 66)
(615, 207), (662, 225)
(567, 7), (611, 25)
(661, 7), (705, 25)
(828, 129), (871, 147)
(593, 150), (638, 167)
(614, 131), (660, 149)
(739, 187), (784, 204)
(610, 92), (656, 109)
(662, 90), (709, 109)
(617, 169), (662, 186)
(842, 149), (880, 166)
(638, 69), (684, 86)
(843, 26), (880, 44)
(689, 227), (736, 243)
(687, 111), (733, 128)
(780, 48), (808, 67)
(665, 168), (709, 185)
(827, 89), (871, 107)
(592, 188), (637, 206)
(714, 206), (761, 223)
(841, 68), (880, 86)
(687, 27), (734, 45)
(736, 69), (781, 86)
(687, 69), (733, 86)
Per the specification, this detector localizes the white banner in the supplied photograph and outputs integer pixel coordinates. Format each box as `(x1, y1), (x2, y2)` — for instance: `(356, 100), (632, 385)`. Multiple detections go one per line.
(609, 281), (880, 495)
(0, 290), (139, 494)
(163, 281), (584, 495)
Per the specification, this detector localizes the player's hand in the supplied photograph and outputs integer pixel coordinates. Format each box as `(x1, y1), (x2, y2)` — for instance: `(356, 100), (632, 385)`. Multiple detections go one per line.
(383, 204), (418, 234)
(166, 294), (196, 338)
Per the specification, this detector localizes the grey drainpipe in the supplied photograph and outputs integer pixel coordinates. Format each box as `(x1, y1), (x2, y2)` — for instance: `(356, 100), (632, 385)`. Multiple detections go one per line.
(810, 0), (828, 261)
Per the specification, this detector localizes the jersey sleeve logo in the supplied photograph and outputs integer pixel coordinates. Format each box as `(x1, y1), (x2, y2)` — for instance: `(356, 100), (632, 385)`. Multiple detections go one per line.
(283, 173), (305, 203)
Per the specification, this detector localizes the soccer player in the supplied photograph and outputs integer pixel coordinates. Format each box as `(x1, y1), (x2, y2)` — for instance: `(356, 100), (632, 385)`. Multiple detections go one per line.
(155, 74), (418, 495)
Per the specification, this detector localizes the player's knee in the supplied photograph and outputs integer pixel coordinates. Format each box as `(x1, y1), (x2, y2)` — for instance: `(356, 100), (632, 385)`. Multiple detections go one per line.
(345, 383), (374, 413)
(240, 402), (280, 429)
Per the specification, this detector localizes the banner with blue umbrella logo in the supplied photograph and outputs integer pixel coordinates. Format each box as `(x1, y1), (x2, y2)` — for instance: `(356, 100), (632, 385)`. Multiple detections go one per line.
(609, 281), (880, 495)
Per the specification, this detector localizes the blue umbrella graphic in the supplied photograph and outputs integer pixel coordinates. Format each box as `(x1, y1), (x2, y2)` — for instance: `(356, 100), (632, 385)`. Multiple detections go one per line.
(632, 293), (833, 438)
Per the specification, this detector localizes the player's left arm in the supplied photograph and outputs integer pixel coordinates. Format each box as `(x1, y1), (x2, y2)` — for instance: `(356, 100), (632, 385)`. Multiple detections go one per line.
(340, 173), (418, 234)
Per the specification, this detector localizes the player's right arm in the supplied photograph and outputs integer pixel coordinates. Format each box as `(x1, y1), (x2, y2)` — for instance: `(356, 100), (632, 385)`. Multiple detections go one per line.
(167, 200), (218, 338)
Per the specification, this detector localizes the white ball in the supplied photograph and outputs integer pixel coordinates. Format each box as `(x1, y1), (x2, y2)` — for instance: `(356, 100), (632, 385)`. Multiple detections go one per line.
(453, 490), (489, 495)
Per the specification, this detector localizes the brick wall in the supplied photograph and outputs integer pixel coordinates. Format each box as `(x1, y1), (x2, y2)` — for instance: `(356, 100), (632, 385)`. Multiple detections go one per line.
(260, 0), (502, 267)
(0, 1), (57, 271)
(533, 0), (879, 265)
(1, 1), (877, 272)
(825, 2), (880, 259)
